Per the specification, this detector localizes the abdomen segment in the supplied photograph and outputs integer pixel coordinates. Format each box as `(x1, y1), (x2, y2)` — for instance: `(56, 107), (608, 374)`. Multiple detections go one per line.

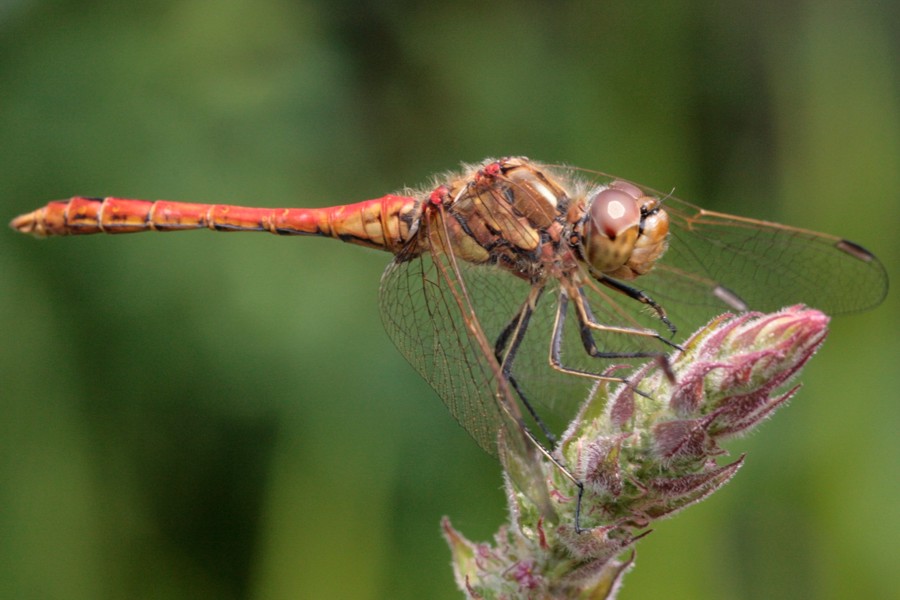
(10, 195), (421, 253)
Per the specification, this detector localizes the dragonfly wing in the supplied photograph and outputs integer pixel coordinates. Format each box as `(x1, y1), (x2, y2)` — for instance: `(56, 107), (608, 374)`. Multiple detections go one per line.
(379, 231), (557, 519)
(551, 165), (887, 341)
(624, 199), (890, 340)
(379, 244), (527, 456)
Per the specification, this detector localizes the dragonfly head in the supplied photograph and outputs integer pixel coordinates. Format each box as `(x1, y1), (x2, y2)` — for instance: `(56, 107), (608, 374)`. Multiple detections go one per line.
(579, 180), (670, 280)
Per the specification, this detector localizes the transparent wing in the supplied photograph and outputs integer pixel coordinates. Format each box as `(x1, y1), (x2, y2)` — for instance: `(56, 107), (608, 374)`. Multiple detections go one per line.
(657, 198), (887, 312)
(378, 217), (542, 459)
(556, 165), (888, 342)
(378, 216), (557, 514)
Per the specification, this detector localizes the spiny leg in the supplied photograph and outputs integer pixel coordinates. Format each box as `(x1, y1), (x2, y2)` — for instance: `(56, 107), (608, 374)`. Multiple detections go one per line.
(579, 286), (683, 383)
(575, 285), (682, 355)
(549, 287), (671, 532)
(494, 285), (558, 444)
(550, 289), (667, 379)
(516, 421), (592, 533)
(598, 275), (680, 343)
(491, 289), (596, 531)
(581, 277), (683, 382)
(491, 283), (593, 531)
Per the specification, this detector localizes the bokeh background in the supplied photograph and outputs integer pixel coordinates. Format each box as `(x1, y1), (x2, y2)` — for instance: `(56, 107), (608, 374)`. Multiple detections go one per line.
(2, 1), (898, 598)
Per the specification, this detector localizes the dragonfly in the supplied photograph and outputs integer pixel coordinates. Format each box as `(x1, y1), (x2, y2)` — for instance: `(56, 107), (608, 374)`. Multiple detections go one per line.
(11, 156), (889, 489)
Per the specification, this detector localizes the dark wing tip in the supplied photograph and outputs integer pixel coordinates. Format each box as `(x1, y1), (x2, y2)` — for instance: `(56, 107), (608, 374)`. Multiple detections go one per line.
(832, 239), (889, 312)
(835, 239), (877, 263)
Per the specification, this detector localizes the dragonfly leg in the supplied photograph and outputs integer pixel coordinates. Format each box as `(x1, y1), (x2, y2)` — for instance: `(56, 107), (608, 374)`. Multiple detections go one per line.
(598, 275), (681, 343)
(517, 422), (592, 533)
(549, 290), (663, 381)
(571, 280), (683, 355)
(574, 288), (674, 359)
(494, 286), (557, 444)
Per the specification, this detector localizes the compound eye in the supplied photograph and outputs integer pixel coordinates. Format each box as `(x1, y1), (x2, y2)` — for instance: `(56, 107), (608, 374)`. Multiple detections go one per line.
(588, 188), (640, 240)
(582, 188), (641, 274)
(608, 179), (644, 200)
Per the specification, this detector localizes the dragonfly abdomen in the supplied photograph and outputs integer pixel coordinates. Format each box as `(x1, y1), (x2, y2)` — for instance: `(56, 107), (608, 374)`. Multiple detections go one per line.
(10, 195), (422, 253)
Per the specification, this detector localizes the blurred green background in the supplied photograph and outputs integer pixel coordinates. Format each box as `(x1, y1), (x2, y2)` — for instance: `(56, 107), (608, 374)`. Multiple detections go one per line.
(2, 1), (898, 598)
